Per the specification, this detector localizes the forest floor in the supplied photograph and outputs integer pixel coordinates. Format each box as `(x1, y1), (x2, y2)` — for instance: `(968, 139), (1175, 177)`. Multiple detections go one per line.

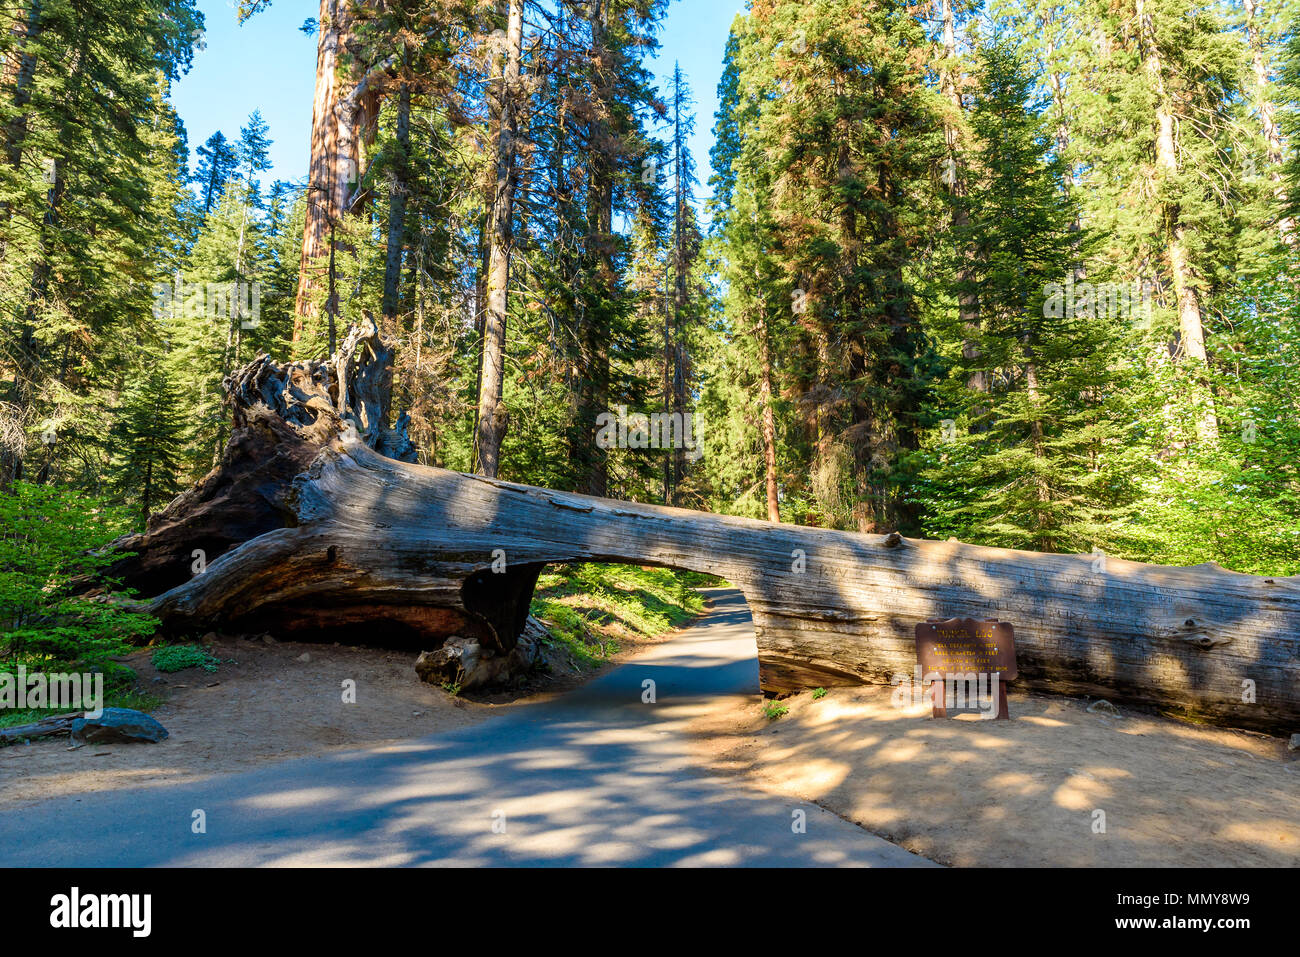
(0, 564), (707, 812)
(687, 683), (1300, 867)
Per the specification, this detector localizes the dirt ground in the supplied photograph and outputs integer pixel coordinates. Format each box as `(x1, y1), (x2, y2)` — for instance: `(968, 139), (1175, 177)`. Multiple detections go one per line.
(0, 632), (636, 812)
(688, 685), (1299, 867)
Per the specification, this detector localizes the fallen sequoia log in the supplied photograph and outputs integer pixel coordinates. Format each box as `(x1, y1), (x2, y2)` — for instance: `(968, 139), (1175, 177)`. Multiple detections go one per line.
(108, 323), (1300, 734)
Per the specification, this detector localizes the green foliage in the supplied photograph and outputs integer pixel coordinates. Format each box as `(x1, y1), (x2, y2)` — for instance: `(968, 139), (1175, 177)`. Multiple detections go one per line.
(530, 563), (706, 667)
(914, 39), (1147, 554)
(693, 1), (1300, 576)
(109, 362), (189, 526)
(0, 482), (156, 669)
(701, 1), (950, 531)
(0, 0), (203, 490)
(1124, 270), (1300, 574)
(150, 643), (218, 673)
(762, 700), (789, 720)
(193, 131), (239, 215)
(812, 687), (827, 700)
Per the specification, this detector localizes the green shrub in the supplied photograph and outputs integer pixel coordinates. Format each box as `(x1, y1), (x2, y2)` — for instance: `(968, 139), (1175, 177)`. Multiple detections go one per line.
(762, 701), (789, 720)
(150, 643), (219, 673)
(0, 481), (156, 671)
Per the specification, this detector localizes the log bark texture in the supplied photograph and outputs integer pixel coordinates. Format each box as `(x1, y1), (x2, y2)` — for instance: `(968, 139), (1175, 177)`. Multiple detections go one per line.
(116, 327), (1300, 735)
(0, 713), (77, 743)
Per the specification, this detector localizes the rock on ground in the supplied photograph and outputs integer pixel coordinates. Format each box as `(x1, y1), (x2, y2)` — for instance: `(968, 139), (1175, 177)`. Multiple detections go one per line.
(70, 708), (169, 745)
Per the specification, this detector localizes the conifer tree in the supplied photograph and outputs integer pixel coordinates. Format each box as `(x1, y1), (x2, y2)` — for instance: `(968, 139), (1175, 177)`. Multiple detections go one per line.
(0, 0), (201, 486)
(194, 131), (240, 215)
(917, 38), (1145, 552)
(110, 362), (188, 525)
(737, 0), (947, 532)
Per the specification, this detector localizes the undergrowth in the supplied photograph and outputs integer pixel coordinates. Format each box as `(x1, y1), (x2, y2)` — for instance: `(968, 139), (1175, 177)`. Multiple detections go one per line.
(150, 643), (220, 674)
(529, 563), (716, 668)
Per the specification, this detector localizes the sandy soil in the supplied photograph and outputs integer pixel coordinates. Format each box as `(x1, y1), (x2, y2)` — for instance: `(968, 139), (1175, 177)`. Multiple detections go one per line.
(688, 686), (1300, 867)
(0, 631), (637, 812)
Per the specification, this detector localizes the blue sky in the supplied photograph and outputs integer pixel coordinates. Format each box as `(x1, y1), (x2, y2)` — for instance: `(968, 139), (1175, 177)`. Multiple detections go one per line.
(172, 0), (742, 203)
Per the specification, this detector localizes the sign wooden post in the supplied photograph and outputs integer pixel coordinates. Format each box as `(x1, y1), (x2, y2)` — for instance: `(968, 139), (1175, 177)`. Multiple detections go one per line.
(914, 618), (1017, 720)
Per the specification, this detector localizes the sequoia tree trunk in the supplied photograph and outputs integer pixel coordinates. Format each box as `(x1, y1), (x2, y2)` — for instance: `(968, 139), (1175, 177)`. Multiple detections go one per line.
(101, 319), (415, 600)
(294, 0), (390, 344)
(474, 0), (523, 478)
(294, 0), (344, 341)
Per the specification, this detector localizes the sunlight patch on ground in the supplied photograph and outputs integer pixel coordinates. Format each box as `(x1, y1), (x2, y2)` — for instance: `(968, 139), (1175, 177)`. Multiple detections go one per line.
(689, 682), (1299, 867)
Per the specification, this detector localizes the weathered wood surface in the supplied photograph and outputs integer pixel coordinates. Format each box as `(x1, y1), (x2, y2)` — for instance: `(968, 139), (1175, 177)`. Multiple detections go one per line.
(131, 427), (1300, 733)
(102, 320), (414, 598)
(113, 323), (1300, 735)
(0, 713), (77, 742)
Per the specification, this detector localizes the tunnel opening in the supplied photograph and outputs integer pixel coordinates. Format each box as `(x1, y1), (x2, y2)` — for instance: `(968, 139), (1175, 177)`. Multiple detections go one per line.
(509, 561), (757, 688)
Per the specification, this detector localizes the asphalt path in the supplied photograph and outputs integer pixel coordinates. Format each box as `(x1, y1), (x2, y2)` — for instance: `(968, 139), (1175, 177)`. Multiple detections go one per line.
(2, 589), (934, 867)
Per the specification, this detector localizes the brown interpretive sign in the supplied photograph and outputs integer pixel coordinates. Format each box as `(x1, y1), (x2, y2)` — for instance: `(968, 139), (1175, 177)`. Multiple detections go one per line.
(914, 618), (1017, 720)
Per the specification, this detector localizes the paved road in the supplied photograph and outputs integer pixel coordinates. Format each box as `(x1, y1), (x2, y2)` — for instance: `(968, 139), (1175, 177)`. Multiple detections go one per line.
(1, 589), (934, 867)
